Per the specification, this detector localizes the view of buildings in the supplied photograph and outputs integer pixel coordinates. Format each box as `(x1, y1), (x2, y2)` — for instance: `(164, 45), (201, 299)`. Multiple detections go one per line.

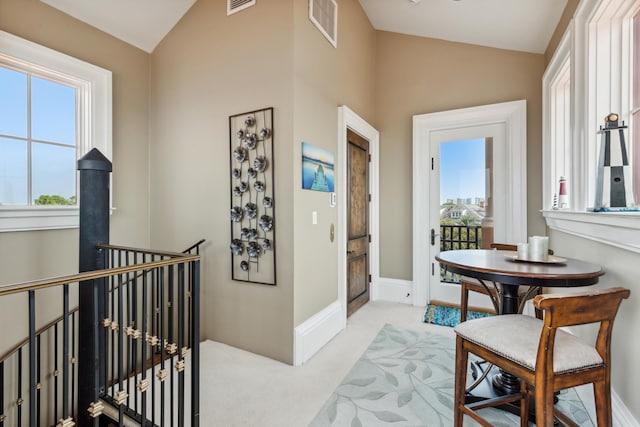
(440, 197), (486, 225)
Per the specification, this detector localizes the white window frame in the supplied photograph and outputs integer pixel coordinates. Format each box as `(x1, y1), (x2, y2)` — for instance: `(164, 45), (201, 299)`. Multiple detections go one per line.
(543, 0), (640, 254)
(0, 30), (112, 232)
(543, 30), (571, 211)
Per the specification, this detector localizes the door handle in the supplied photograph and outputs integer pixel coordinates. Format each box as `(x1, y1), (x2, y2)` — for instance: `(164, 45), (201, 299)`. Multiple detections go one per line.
(347, 250), (355, 255)
(430, 228), (439, 246)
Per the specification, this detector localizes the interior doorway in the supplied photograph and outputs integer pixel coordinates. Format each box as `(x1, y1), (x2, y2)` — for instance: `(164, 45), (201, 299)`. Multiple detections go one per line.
(412, 100), (527, 307)
(346, 129), (370, 316)
(338, 106), (379, 322)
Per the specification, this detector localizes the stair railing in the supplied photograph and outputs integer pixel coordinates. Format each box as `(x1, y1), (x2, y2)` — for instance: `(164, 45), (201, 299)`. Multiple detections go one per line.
(0, 245), (201, 427)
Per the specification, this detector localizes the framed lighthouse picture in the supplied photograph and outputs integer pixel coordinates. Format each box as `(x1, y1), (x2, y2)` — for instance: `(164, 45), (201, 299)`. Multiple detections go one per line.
(302, 142), (335, 192)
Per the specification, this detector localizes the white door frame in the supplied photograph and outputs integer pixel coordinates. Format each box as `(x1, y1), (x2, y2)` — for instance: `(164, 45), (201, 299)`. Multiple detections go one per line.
(412, 100), (527, 307)
(338, 106), (380, 322)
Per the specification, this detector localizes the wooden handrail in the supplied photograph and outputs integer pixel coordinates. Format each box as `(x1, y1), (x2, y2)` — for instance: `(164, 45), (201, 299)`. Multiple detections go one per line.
(0, 253), (200, 297)
(0, 306), (79, 363)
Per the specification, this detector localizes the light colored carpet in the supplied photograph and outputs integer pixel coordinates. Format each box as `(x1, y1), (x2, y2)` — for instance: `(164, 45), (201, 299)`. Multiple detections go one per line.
(197, 301), (594, 426)
(199, 301), (436, 426)
(309, 324), (593, 427)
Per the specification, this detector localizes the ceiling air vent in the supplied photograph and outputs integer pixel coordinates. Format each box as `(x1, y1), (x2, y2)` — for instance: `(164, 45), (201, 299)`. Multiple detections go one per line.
(309, 0), (338, 48)
(228, 0), (256, 16)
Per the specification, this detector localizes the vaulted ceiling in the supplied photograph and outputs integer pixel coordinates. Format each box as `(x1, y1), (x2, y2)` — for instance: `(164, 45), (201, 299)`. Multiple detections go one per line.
(39, 0), (567, 54)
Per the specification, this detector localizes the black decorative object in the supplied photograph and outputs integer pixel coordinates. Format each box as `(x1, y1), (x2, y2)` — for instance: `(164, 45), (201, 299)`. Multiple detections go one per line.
(593, 113), (638, 211)
(229, 107), (276, 285)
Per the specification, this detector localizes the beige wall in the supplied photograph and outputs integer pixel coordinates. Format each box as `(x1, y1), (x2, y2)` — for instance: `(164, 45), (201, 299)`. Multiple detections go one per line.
(292, 0), (376, 324)
(0, 0), (150, 351)
(149, 0), (377, 362)
(548, 232), (640, 420)
(375, 32), (546, 280)
(545, 0), (580, 65)
(149, 0), (296, 363)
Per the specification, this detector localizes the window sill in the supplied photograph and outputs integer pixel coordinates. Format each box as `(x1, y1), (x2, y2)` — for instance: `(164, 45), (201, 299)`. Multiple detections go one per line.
(0, 206), (79, 232)
(542, 209), (640, 253)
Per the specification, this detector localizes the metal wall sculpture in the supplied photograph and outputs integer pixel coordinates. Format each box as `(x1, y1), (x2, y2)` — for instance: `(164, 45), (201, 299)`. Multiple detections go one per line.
(229, 107), (276, 285)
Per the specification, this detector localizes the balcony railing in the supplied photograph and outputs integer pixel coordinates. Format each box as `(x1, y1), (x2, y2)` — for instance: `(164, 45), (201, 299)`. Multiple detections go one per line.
(440, 224), (482, 251)
(440, 224), (482, 283)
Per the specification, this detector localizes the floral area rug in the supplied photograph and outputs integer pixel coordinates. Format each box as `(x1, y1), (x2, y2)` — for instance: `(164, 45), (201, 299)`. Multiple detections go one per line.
(309, 324), (592, 427)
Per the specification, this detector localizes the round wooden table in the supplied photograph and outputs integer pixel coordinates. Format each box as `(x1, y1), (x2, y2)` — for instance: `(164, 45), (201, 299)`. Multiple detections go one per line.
(435, 249), (604, 399)
(435, 249), (604, 315)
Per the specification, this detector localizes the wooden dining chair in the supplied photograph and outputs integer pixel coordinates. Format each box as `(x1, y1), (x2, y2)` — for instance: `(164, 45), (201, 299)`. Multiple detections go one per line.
(459, 243), (553, 322)
(453, 287), (630, 427)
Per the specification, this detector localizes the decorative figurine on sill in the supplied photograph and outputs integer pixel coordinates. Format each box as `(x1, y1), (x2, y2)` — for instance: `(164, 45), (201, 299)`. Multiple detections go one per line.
(593, 113), (636, 211)
(558, 176), (569, 209)
(552, 193), (558, 210)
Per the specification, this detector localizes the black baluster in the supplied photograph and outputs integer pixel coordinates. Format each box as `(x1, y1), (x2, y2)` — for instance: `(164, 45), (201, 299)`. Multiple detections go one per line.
(62, 284), (69, 420)
(36, 334), (41, 427)
(126, 250), (132, 409)
(140, 270), (148, 427)
(131, 251), (138, 413)
(160, 269), (165, 427)
(177, 263), (185, 427)
(71, 310), (76, 418)
(18, 348), (22, 426)
(110, 260), (116, 397)
(154, 257), (160, 351)
(28, 290), (36, 427)
(93, 275), (101, 427)
(54, 323), (58, 423)
(168, 264), (174, 426)
(118, 272), (125, 423)
(191, 260), (200, 427)
(151, 267), (157, 427)
(0, 361), (4, 426)
(187, 260), (192, 349)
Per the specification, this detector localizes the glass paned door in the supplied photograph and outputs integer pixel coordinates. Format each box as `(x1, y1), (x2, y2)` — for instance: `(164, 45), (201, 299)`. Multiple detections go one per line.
(429, 123), (504, 307)
(439, 137), (494, 284)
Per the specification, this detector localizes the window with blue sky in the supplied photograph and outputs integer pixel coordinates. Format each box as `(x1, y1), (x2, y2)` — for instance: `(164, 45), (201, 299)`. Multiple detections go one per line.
(0, 65), (77, 206)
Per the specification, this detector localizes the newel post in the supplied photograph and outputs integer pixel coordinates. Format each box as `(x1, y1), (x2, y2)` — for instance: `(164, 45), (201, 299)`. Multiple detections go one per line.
(77, 148), (112, 426)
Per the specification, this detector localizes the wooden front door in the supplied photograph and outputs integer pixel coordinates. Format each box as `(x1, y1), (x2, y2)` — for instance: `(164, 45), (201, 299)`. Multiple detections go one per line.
(347, 129), (370, 316)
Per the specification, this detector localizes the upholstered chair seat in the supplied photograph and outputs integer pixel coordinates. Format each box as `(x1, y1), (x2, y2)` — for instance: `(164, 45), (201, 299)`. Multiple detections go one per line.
(455, 314), (603, 374)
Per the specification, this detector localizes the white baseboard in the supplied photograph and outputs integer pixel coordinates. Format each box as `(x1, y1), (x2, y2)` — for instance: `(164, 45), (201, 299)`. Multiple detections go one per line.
(293, 300), (345, 366)
(373, 277), (413, 304)
(612, 388), (640, 427)
(575, 385), (639, 427)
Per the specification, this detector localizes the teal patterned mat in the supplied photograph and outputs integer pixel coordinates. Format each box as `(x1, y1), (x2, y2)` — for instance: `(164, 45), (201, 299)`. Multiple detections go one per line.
(423, 304), (493, 327)
(309, 324), (592, 427)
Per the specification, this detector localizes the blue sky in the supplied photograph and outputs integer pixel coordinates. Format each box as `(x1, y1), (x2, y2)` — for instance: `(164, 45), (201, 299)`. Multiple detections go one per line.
(439, 138), (486, 204)
(0, 66), (76, 205)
